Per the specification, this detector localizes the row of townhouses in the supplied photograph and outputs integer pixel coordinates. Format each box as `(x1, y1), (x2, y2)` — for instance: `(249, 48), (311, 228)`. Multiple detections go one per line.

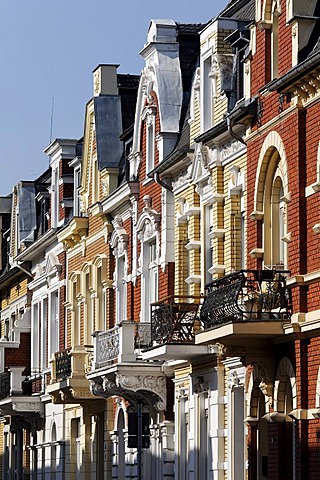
(1, 0), (320, 478)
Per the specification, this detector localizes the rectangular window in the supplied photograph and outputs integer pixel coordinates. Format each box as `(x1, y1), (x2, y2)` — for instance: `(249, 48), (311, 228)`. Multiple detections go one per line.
(206, 205), (213, 283)
(49, 292), (59, 360)
(51, 168), (59, 228)
(203, 57), (213, 131)
(41, 298), (48, 369)
(74, 167), (81, 217)
(116, 256), (127, 324)
(148, 242), (158, 306)
(146, 118), (155, 174)
(31, 303), (40, 375)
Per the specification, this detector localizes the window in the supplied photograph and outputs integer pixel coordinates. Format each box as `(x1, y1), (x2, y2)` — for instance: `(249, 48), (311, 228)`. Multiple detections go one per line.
(69, 276), (80, 346)
(97, 267), (106, 331)
(202, 56), (214, 131)
(263, 157), (287, 269)
(41, 298), (48, 369)
(241, 195), (246, 269)
(205, 204), (213, 284)
(74, 166), (82, 217)
(148, 241), (158, 306)
(115, 255), (127, 324)
(141, 240), (158, 322)
(31, 302), (40, 375)
(271, 3), (279, 79)
(146, 114), (155, 174)
(85, 270), (93, 344)
(51, 167), (59, 228)
(49, 292), (58, 361)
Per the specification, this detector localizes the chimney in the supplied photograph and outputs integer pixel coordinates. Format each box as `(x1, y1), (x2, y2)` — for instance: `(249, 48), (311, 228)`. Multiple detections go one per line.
(93, 64), (119, 96)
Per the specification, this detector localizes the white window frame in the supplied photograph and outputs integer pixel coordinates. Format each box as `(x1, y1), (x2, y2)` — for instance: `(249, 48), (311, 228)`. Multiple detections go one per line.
(141, 238), (159, 322)
(48, 290), (59, 362)
(115, 254), (127, 325)
(146, 113), (155, 174)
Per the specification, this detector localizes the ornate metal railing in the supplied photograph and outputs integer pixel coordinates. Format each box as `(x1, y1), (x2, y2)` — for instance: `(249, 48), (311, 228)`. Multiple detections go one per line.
(55, 350), (72, 381)
(95, 326), (120, 367)
(151, 296), (201, 344)
(200, 269), (292, 329)
(135, 323), (152, 350)
(0, 371), (10, 399)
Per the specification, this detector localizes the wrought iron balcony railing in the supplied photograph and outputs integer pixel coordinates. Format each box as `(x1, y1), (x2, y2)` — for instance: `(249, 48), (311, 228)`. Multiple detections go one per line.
(135, 323), (152, 350)
(0, 371), (10, 399)
(55, 350), (72, 381)
(151, 296), (201, 345)
(200, 269), (292, 329)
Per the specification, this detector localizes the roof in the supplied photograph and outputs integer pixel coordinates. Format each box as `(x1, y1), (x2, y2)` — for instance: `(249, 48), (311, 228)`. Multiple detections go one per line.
(117, 74), (140, 89)
(219, 0), (255, 20)
(268, 47), (320, 92)
(173, 23), (205, 145)
(118, 74), (140, 136)
(176, 23), (208, 35)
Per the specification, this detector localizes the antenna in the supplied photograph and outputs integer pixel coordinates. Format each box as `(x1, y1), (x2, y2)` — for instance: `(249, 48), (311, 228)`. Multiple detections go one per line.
(49, 97), (55, 143)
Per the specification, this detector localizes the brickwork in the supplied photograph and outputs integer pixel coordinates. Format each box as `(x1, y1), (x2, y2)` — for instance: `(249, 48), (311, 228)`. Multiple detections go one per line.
(241, 1), (320, 479)
(5, 332), (30, 370)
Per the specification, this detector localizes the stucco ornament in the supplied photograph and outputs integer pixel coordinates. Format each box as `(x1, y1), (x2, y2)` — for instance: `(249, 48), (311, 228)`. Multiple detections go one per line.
(116, 373), (166, 410)
(111, 216), (129, 259)
(141, 66), (155, 103)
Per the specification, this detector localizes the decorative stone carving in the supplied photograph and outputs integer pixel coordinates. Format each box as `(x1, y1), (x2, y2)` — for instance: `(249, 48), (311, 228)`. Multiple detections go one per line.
(141, 66), (155, 103)
(136, 203), (160, 243)
(93, 69), (101, 96)
(194, 376), (209, 394)
(172, 167), (192, 191)
(259, 380), (273, 407)
(116, 373), (166, 410)
(111, 216), (129, 259)
(227, 370), (246, 389)
(220, 139), (244, 161)
(216, 343), (247, 357)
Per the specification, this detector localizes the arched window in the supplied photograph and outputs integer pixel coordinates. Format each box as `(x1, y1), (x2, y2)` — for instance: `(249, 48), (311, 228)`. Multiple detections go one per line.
(51, 423), (57, 480)
(136, 197), (160, 322)
(252, 132), (289, 269)
(117, 409), (126, 479)
(263, 159), (287, 268)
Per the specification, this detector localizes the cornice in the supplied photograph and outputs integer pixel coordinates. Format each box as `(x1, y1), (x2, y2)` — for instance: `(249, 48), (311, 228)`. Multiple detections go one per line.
(57, 217), (89, 250)
(15, 229), (58, 262)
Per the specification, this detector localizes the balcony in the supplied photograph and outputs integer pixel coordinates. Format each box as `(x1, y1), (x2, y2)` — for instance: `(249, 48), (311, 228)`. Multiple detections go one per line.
(141, 296), (211, 361)
(47, 345), (96, 403)
(88, 321), (167, 411)
(196, 269), (292, 345)
(0, 368), (43, 419)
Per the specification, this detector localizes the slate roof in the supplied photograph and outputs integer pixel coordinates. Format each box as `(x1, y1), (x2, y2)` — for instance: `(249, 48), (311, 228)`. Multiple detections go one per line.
(176, 23), (208, 34)
(219, 0), (255, 20)
(175, 23), (206, 140)
(117, 74), (140, 135)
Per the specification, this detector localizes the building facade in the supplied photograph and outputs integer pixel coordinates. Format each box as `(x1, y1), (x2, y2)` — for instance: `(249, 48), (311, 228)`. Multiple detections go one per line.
(1, 1), (320, 479)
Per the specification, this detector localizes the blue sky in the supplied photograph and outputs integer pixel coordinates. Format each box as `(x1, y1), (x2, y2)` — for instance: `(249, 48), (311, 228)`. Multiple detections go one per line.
(0, 0), (228, 196)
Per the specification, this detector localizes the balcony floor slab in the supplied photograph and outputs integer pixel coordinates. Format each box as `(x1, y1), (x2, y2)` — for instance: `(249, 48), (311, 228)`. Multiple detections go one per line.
(196, 321), (285, 345)
(141, 344), (210, 361)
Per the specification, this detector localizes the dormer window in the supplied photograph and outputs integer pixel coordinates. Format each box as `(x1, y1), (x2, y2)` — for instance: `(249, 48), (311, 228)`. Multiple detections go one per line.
(202, 56), (214, 131)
